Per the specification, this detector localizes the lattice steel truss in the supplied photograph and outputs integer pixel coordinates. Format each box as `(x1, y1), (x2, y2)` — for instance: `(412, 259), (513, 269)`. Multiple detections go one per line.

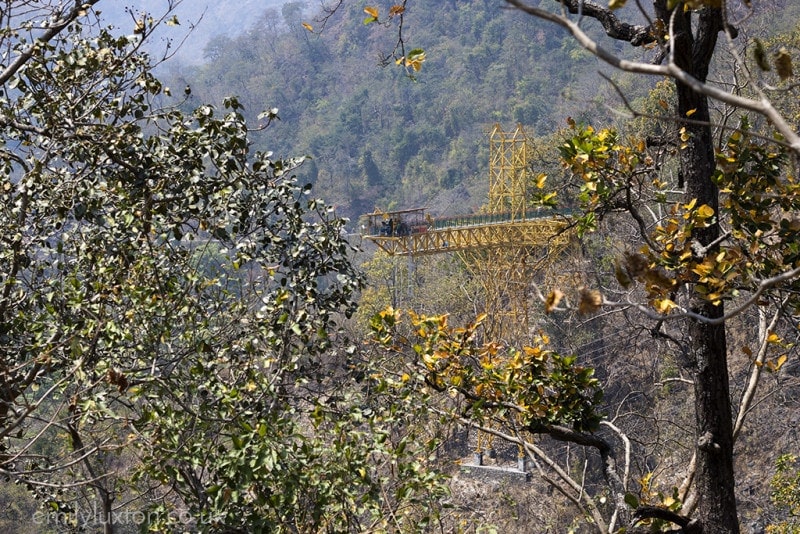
(488, 123), (530, 221)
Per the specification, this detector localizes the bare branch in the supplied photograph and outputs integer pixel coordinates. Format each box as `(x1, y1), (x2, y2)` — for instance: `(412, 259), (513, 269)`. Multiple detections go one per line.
(732, 302), (784, 441)
(455, 416), (610, 531)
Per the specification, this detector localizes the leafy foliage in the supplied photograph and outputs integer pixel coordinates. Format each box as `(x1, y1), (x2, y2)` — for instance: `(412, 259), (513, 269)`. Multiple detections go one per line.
(371, 308), (603, 433)
(769, 454), (800, 534)
(557, 119), (800, 315)
(0, 3), (449, 531)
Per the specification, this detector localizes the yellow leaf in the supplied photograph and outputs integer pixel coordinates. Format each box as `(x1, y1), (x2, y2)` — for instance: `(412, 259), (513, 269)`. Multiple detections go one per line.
(691, 260), (714, 277)
(535, 173), (547, 189)
(364, 6), (379, 18)
(389, 5), (405, 16)
(302, 22), (314, 32)
(403, 49), (426, 72)
(685, 108), (697, 117)
(655, 298), (677, 313)
(696, 204), (715, 219)
(767, 332), (781, 344)
(608, 0), (627, 8)
(766, 354), (788, 372)
(401, 373), (410, 383)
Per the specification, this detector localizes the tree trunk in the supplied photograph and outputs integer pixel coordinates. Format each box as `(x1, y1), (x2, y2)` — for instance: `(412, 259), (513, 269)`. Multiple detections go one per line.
(671, 7), (740, 533)
(508, 0), (741, 529)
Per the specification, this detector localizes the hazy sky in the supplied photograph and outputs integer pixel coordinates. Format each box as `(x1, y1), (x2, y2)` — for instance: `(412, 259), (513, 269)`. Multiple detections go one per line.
(98, 0), (291, 65)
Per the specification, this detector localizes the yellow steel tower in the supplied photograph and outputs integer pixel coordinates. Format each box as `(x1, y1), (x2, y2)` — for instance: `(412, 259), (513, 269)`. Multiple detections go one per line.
(461, 124), (561, 342)
(488, 123), (529, 219)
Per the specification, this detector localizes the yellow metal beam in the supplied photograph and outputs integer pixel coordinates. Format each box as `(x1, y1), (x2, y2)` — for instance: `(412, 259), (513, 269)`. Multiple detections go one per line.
(364, 217), (569, 257)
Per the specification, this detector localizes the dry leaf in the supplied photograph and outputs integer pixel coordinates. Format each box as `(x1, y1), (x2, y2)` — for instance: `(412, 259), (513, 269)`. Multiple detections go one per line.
(578, 288), (603, 315)
(774, 48), (794, 80)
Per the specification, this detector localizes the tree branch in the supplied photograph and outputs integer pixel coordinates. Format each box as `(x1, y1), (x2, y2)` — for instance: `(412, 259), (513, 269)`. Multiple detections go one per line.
(0, 0), (103, 86)
(452, 416), (610, 531)
(503, 0), (800, 154)
(632, 505), (699, 532)
(537, 423), (630, 525)
(544, 0), (654, 45)
(732, 302), (783, 441)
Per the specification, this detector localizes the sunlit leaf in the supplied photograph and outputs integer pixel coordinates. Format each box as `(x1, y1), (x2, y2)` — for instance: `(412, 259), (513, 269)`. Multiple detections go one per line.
(767, 332), (781, 344)
(403, 48), (427, 72)
(544, 289), (564, 313)
(655, 298), (677, 313)
(696, 204), (715, 219)
(364, 6), (379, 23)
(767, 354), (788, 372)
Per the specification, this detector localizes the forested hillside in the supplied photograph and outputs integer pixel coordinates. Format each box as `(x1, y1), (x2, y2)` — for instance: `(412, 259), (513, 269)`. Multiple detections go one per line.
(170, 0), (629, 223)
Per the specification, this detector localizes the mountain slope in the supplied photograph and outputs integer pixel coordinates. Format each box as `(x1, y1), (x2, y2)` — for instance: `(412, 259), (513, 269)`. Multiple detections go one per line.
(170, 0), (630, 223)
